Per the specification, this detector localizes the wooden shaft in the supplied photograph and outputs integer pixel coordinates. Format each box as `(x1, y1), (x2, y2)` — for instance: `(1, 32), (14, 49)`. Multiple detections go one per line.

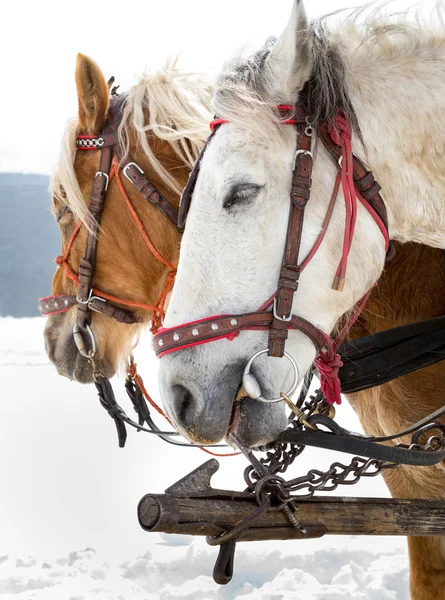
(138, 494), (445, 542)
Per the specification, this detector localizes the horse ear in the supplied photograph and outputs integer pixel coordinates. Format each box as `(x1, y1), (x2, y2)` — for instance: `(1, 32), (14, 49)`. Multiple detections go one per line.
(75, 53), (109, 134)
(264, 0), (312, 101)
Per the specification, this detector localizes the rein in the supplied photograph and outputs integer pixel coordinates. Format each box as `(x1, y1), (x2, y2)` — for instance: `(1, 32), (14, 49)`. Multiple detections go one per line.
(154, 104), (391, 406)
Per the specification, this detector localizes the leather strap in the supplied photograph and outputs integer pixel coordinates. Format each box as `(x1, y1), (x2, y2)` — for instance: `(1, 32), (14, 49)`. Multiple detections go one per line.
(339, 315), (445, 393)
(39, 294), (140, 323)
(277, 427), (445, 466)
(268, 110), (314, 357)
(39, 295), (78, 315)
(154, 105), (391, 384)
(153, 312), (326, 357)
(114, 153), (179, 226)
(47, 93), (181, 331)
(76, 143), (113, 330)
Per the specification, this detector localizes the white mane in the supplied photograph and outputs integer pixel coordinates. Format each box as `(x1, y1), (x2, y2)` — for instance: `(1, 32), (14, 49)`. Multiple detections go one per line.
(51, 59), (213, 224)
(213, 1), (445, 140)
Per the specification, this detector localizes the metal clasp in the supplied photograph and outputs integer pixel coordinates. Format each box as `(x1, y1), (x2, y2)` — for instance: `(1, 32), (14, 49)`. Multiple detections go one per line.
(87, 295), (107, 312)
(304, 116), (314, 138)
(123, 162), (144, 182)
(273, 297), (292, 322)
(293, 148), (313, 169)
(76, 289), (93, 305)
(95, 171), (109, 191)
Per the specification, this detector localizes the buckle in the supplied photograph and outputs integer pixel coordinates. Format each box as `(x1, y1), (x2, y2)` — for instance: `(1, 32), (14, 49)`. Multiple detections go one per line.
(95, 171), (109, 191)
(273, 297), (293, 322)
(294, 148), (313, 169)
(123, 162), (144, 182)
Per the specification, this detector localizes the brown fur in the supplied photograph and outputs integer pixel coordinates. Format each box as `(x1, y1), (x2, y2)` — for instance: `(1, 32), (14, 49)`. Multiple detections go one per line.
(347, 242), (445, 599)
(45, 55), (187, 382)
(75, 54), (110, 134)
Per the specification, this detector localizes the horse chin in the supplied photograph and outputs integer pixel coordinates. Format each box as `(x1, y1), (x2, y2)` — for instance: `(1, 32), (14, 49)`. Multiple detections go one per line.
(226, 396), (287, 449)
(44, 322), (116, 384)
(54, 352), (116, 384)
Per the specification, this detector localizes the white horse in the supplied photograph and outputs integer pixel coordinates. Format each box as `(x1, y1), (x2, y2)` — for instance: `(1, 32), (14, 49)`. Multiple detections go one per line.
(158, 0), (445, 449)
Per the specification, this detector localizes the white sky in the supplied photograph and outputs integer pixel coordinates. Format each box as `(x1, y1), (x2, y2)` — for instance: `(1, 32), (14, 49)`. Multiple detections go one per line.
(0, 0), (365, 174)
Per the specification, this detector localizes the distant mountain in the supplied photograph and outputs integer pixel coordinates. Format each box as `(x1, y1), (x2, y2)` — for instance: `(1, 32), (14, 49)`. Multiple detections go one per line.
(0, 173), (59, 317)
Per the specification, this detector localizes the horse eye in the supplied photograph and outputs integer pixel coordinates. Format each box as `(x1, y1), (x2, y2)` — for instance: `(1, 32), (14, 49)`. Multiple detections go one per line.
(223, 184), (263, 209)
(56, 205), (72, 223)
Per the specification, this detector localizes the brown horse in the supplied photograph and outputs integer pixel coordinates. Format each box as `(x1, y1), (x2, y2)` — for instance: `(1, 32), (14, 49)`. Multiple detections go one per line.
(43, 55), (445, 600)
(346, 242), (445, 600)
(44, 54), (211, 382)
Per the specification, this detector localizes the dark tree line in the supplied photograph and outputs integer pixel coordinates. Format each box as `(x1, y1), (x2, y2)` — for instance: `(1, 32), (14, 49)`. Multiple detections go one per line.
(0, 173), (59, 317)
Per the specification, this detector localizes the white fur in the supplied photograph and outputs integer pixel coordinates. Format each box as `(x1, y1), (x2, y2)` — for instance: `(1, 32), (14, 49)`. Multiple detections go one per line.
(159, 0), (445, 446)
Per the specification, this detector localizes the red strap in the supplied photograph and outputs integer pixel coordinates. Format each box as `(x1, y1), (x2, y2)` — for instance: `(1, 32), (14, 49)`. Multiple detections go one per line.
(209, 118), (229, 131)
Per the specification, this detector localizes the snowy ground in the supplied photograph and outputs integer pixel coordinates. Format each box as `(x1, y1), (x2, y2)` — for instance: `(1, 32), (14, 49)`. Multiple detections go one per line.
(0, 317), (409, 599)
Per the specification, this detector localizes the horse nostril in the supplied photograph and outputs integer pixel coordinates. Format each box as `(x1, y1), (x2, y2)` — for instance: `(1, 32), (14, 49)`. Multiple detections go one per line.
(172, 385), (195, 425)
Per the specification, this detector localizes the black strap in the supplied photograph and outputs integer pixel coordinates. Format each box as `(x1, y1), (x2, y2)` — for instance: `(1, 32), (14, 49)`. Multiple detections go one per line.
(277, 427), (445, 466)
(338, 315), (445, 393)
(94, 374), (227, 448)
(95, 376), (128, 448)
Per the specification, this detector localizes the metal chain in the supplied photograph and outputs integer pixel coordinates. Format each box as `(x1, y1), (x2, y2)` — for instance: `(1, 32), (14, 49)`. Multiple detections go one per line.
(238, 388), (445, 523)
(206, 388), (445, 568)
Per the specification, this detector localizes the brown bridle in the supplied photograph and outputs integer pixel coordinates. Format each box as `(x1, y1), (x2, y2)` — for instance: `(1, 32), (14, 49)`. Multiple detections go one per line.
(39, 93), (181, 358)
(153, 104), (391, 405)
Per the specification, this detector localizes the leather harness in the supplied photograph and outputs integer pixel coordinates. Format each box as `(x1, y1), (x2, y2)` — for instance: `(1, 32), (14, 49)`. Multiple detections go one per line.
(153, 105), (391, 406)
(38, 96), (445, 461)
(39, 94), (180, 337)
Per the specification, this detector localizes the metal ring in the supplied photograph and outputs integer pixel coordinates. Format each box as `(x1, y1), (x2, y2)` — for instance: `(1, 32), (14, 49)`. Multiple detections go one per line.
(73, 323), (97, 358)
(242, 349), (299, 404)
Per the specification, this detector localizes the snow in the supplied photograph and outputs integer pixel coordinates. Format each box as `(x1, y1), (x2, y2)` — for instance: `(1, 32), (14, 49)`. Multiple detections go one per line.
(0, 317), (409, 598)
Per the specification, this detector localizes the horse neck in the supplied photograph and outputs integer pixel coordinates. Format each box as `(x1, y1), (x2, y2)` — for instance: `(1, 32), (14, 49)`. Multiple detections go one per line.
(347, 37), (445, 249)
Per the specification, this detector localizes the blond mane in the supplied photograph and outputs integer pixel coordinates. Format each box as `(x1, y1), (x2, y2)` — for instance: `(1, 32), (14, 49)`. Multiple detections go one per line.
(51, 59), (213, 224)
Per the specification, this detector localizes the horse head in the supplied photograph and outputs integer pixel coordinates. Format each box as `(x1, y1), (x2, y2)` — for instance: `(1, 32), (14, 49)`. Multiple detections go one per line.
(43, 54), (211, 382)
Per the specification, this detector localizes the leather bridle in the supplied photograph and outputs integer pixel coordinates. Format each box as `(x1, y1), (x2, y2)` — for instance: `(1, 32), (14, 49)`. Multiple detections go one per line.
(39, 94), (180, 355)
(153, 104), (392, 406)
(39, 93), (239, 454)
